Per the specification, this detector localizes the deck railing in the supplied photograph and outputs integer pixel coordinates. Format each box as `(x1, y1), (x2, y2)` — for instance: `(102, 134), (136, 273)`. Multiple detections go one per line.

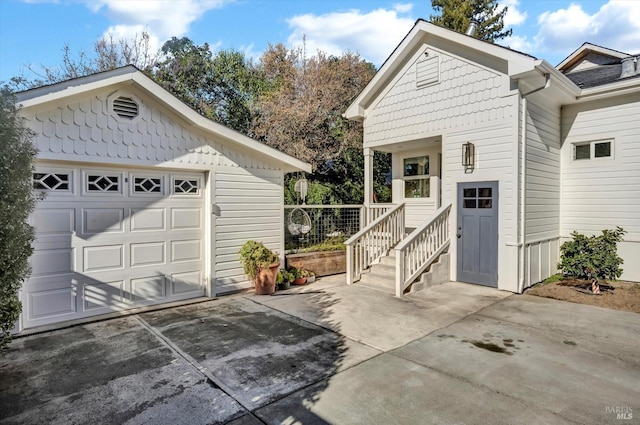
(394, 203), (451, 297)
(345, 203), (405, 285)
(366, 204), (395, 224)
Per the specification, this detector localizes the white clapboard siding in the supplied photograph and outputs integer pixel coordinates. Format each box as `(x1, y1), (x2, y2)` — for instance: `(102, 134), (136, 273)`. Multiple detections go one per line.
(561, 94), (640, 281)
(525, 100), (561, 241)
(214, 168), (283, 294)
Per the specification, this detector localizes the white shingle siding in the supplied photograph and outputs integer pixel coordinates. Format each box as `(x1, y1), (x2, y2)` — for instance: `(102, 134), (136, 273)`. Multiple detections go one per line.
(561, 94), (640, 281)
(23, 89), (279, 171)
(364, 49), (511, 147)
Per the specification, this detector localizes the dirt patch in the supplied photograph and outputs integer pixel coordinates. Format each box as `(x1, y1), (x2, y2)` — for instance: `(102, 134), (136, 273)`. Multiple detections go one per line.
(526, 278), (640, 314)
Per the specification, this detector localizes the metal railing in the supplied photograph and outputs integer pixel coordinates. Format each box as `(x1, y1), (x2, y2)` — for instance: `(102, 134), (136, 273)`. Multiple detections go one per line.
(284, 205), (365, 252)
(394, 203), (451, 297)
(345, 204), (406, 285)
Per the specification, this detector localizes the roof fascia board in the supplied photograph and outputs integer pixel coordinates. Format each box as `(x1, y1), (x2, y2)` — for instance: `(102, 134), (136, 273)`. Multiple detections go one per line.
(575, 77), (640, 103)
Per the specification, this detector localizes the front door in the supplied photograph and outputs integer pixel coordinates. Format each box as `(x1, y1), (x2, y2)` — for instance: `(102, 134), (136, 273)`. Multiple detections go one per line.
(456, 181), (498, 287)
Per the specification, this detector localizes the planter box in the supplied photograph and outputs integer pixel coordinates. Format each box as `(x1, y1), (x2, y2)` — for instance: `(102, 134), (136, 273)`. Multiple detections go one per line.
(286, 250), (346, 277)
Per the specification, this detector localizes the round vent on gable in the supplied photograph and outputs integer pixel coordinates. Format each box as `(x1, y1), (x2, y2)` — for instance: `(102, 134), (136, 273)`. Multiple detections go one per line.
(112, 96), (139, 119)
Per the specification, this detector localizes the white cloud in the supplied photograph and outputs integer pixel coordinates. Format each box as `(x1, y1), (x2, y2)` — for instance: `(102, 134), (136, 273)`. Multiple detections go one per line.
(83, 0), (231, 51)
(500, 34), (532, 54)
(286, 4), (415, 67)
(501, 0), (527, 27)
(534, 1), (640, 56)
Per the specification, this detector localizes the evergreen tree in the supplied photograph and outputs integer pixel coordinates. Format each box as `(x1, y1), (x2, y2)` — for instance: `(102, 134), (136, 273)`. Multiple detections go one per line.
(430, 0), (512, 42)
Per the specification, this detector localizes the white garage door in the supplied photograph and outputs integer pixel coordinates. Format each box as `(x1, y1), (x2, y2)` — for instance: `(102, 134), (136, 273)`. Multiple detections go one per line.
(23, 165), (206, 329)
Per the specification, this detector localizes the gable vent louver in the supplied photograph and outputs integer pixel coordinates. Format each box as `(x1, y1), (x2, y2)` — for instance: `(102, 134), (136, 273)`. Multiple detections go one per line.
(112, 96), (139, 119)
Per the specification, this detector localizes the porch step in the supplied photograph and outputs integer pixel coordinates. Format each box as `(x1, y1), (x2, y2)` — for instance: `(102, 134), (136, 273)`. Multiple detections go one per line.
(410, 252), (451, 293)
(358, 260), (396, 294)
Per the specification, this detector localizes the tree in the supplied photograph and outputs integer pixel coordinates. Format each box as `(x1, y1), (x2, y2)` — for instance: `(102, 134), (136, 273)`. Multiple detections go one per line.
(253, 44), (376, 172)
(0, 89), (38, 350)
(430, 0), (512, 42)
(9, 31), (157, 91)
(152, 39), (261, 134)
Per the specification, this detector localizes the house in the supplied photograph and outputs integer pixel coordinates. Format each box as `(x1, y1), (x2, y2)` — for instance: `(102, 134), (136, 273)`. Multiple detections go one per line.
(15, 66), (310, 331)
(344, 19), (640, 296)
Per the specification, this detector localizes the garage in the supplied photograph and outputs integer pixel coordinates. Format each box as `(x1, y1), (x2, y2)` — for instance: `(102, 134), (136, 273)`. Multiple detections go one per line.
(24, 165), (206, 328)
(16, 65), (310, 331)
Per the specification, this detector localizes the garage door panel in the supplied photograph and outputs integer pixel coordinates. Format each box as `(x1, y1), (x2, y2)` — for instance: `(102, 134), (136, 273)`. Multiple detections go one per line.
(83, 208), (125, 234)
(131, 275), (167, 302)
(83, 280), (126, 311)
(32, 208), (75, 234)
(28, 287), (76, 320)
(171, 240), (201, 263)
(170, 208), (202, 230)
(130, 208), (165, 231)
(83, 244), (124, 272)
(130, 241), (166, 267)
(171, 271), (202, 295)
(30, 248), (74, 276)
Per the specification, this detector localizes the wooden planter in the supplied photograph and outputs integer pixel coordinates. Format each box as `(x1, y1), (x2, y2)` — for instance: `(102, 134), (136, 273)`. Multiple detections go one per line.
(254, 263), (279, 295)
(286, 251), (345, 277)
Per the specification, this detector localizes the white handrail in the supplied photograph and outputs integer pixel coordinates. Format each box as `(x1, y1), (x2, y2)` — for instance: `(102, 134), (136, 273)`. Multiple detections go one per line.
(345, 203), (405, 285)
(394, 203), (451, 297)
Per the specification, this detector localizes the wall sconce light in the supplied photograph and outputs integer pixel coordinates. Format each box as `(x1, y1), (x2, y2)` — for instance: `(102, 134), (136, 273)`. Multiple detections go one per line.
(462, 142), (475, 172)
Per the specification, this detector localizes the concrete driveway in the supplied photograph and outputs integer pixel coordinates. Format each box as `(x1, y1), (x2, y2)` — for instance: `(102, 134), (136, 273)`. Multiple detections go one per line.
(1, 276), (638, 424)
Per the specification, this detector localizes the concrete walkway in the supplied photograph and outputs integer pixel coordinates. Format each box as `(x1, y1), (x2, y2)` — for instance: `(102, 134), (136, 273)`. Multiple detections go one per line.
(1, 276), (638, 424)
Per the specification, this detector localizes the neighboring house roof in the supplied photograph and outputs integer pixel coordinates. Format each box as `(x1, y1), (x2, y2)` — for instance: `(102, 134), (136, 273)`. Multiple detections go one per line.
(558, 43), (640, 89)
(16, 65), (312, 173)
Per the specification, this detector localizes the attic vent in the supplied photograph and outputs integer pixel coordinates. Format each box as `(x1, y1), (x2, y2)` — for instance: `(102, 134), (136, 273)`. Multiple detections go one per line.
(416, 56), (439, 88)
(112, 96), (139, 119)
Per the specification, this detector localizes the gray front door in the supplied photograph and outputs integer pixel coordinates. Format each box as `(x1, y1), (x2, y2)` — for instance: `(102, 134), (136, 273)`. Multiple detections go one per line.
(456, 181), (498, 287)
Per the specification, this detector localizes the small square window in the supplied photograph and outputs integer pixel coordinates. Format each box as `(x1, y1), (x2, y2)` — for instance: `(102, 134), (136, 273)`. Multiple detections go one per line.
(463, 199), (477, 209)
(594, 142), (611, 158)
(463, 188), (476, 197)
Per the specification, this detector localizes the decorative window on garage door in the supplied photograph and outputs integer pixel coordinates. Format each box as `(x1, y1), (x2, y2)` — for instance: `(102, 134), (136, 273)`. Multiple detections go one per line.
(33, 172), (70, 191)
(86, 174), (121, 193)
(132, 176), (163, 194)
(173, 178), (200, 195)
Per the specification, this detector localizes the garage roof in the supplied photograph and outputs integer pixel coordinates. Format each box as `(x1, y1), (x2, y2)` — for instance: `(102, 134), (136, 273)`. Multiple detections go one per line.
(16, 65), (311, 174)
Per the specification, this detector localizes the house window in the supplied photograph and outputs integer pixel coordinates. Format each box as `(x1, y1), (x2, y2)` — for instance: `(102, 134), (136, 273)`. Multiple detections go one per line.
(573, 140), (612, 160)
(403, 156), (430, 198)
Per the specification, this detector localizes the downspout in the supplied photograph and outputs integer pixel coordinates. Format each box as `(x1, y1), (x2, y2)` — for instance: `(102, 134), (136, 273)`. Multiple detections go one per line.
(518, 73), (550, 293)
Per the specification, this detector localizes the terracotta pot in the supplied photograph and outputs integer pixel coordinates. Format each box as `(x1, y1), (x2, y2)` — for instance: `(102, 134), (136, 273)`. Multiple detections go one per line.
(254, 263), (279, 295)
(292, 277), (307, 285)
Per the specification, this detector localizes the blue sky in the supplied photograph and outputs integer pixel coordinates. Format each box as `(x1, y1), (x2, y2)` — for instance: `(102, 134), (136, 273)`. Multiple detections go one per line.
(1, 0), (639, 84)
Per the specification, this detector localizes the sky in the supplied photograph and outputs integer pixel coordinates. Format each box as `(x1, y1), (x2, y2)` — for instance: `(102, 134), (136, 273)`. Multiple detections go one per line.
(1, 0), (639, 84)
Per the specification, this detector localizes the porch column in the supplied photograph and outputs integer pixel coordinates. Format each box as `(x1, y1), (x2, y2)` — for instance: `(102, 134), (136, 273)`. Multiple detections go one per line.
(364, 147), (374, 224)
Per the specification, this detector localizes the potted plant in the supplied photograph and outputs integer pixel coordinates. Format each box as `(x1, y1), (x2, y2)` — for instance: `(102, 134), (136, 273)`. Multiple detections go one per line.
(239, 240), (280, 295)
(304, 269), (316, 284)
(289, 267), (307, 285)
(277, 269), (293, 290)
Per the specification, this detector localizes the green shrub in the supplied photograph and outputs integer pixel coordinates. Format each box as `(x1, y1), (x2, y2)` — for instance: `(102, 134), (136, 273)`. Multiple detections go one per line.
(558, 227), (626, 281)
(0, 89), (38, 350)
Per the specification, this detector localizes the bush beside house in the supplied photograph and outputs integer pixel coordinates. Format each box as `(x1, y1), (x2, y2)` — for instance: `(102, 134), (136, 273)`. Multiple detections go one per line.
(0, 90), (38, 350)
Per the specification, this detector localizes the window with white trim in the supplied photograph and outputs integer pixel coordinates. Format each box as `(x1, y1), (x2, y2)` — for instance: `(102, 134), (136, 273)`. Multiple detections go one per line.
(573, 139), (613, 160)
(33, 172), (70, 191)
(133, 177), (163, 194)
(173, 178), (200, 195)
(403, 156), (430, 198)
(87, 174), (120, 192)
